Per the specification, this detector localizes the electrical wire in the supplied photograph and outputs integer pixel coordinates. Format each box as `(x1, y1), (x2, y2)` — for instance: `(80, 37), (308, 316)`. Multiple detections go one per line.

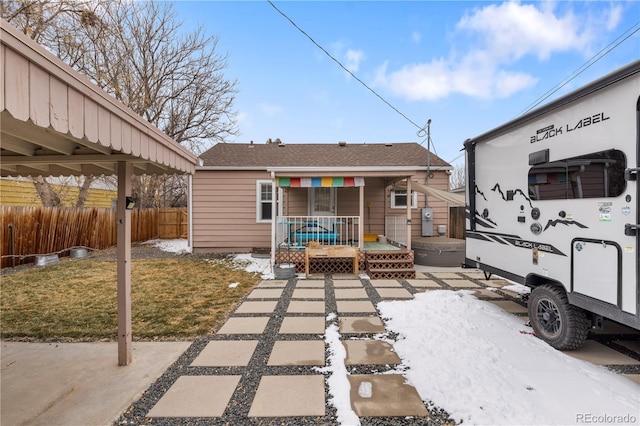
(266, 1), (429, 136)
(520, 20), (640, 115)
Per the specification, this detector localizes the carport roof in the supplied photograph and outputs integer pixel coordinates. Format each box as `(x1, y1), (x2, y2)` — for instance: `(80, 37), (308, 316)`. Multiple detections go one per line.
(0, 19), (198, 178)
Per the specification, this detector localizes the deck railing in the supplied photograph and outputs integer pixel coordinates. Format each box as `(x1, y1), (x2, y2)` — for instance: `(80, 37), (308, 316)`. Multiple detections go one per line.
(277, 216), (360, 248)
(385, 215), (408, 247)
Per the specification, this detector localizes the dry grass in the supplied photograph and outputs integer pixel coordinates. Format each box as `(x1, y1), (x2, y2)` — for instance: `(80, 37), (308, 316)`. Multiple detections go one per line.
(0, 257), (262, 341)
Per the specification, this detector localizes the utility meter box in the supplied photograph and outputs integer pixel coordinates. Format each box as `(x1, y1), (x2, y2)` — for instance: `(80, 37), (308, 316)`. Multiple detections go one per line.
(421, 207), (434, 236)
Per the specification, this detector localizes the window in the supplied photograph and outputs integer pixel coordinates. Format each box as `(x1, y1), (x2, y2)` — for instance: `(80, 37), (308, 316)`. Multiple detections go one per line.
(391, 190), (418, 208)
(256, 180), (273, 222)
(528, 149), (626, 200)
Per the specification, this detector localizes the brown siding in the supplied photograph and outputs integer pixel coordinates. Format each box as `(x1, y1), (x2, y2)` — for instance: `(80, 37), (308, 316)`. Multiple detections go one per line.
(192, 170), (273, 252)
(192, 169), (455, 252)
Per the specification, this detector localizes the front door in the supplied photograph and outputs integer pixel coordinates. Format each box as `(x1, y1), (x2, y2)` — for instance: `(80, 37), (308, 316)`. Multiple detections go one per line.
(310, 187), (336, 216)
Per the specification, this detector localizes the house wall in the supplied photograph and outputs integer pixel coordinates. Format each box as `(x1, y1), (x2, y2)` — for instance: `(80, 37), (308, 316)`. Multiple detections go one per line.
(192, 169), (272, 253)
(406, 170), (451, 238)
(192, 169), (453, 253)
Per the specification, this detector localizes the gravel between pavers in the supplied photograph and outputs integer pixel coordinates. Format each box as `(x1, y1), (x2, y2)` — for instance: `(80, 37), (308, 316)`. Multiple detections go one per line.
(114, 271), (456, 425)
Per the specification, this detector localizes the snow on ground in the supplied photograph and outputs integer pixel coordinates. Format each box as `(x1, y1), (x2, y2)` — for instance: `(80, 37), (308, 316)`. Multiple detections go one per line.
(147, 240), (639, 424)
(378, 290), (640, 426)
(146, 238), (189, 253)
(502, 283), (531, 295)
(148, 239), (274, 279)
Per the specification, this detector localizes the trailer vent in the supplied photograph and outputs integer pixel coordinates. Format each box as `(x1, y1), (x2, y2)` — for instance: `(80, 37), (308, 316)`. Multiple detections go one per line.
(529, 149), (549, 165)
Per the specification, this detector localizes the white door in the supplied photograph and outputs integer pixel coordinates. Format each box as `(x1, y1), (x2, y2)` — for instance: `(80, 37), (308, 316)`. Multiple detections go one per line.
(309, 187), (336, 216)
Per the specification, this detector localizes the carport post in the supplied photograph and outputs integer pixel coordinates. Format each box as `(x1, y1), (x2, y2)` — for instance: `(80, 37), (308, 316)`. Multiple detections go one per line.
(117, 161), (133, 366)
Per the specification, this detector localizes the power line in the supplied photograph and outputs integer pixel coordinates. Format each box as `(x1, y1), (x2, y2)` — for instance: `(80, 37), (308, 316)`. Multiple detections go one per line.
(266, 1), (429, 136)
(520, 20), (640, 115)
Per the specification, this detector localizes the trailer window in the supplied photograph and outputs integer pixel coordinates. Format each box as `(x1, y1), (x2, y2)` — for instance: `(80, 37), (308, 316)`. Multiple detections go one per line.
(528, 149), (626, 200)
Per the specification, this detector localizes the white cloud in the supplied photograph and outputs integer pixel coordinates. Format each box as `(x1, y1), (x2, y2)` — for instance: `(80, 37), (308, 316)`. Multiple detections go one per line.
(375, 1), (622, 101)
(411, 31), (421, 44)
(345, 48), (365, 72)
(456, 1), (591, 61)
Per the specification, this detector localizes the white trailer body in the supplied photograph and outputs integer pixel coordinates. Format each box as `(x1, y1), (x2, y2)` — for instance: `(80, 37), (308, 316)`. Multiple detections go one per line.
(464, 60), (640, 349)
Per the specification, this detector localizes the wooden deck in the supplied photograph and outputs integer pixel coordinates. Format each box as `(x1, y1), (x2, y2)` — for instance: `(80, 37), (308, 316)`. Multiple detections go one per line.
(275, 243), (415, 279)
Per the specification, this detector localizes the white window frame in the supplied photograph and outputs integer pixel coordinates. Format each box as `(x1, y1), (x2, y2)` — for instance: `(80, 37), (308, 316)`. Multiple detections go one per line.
(390, 190), (418, 209)
(256, 180), (273, 223)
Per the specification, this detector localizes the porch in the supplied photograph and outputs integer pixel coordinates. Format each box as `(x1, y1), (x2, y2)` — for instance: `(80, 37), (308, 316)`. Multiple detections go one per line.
(275, 215), (414, 279)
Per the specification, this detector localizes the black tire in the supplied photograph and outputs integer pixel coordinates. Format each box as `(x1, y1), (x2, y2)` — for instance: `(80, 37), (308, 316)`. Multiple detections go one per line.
(528, 284), (589, 350)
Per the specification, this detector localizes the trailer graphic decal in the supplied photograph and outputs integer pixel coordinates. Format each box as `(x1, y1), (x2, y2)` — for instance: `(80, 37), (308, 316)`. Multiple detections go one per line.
(474, 185), (488, 201)
(466, 209), (496, 228)
(467, 231), (566, 256)
(491, 183), (533, 208)
(543, 219), (588, 232)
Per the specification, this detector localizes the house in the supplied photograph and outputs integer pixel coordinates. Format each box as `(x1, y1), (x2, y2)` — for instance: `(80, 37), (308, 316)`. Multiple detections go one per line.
(191, 141), (458, 277)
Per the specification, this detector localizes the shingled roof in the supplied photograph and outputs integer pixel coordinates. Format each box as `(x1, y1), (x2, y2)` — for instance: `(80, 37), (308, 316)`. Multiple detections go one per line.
(199, 142), (450, 169)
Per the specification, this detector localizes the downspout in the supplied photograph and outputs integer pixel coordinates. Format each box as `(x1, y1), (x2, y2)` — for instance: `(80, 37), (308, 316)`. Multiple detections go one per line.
(406, 178), (412, 249)
(359, 185), (365, 251)
(187, 174), (193, 253)
(271, 171), (277, 270)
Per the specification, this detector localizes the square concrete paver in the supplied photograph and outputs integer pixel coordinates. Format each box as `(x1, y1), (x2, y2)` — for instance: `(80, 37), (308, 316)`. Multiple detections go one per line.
(624, 374), (640, 385)
(332, 273), (359, 279)
(343, 340), (401, 365)
(296, 280), (325, 288)
(443, 279), (481, 288)
(333, 279), (364, 288)
(406, 279), (443, 289)
(247, 288), (284, 299)
(484, 279), (510, 288)
(336, 300), (377, 313)
(429, 272), (462, 279)
(248, 375), (325, 417)
(563, 341), (640, 365)
(147, 375), (240, 418)
(267, 340), (325, 366)
(217, 317), (270, 334)
(292, 288), (325, 299)
(375, 288), (413, 300)
(500, 289), (528, 299)
(348, 374), (429, 417)
(369, 279), (402, 288)
(339, 317), (386, 334)
(415, 288), (442, 293)
(470, 288), (503, 299)
(279, 316), (326, 334)
(335, 288), (369, 299)
(191, 340), (258, 367)
(234, 300), (278, 314)
(487, 300), (528, 314)
(257, 280), (288, 288)
(287, 300), (326, 313)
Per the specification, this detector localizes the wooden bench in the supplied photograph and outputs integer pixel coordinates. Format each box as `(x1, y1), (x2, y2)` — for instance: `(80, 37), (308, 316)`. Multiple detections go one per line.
(305, 245), (358, 277)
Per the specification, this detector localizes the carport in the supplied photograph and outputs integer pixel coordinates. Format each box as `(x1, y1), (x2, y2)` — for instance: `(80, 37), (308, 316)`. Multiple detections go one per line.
(0, 20), (198, 365)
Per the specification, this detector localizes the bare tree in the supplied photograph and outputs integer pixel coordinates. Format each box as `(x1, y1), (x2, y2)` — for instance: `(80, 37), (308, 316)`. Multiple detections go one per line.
(449, 163), (466, 191)
(2, 0), (238, 206)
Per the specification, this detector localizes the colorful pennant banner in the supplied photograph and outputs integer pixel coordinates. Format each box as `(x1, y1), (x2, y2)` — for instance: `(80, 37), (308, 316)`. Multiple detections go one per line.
(276, 177), (364, 187)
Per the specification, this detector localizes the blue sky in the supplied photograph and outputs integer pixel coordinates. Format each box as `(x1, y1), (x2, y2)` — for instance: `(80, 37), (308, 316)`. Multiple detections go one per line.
(173, 1), (640, 165)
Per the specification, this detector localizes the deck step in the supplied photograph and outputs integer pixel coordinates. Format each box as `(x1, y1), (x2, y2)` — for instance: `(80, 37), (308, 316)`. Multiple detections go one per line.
(367, 269), (416, 280)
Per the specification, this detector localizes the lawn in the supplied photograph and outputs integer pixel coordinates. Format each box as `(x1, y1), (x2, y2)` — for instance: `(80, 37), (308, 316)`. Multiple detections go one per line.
(0, 256), (262, 341)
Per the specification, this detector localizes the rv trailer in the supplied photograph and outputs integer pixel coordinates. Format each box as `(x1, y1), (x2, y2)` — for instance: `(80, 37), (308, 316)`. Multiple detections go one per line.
(464, 60), (640, 349)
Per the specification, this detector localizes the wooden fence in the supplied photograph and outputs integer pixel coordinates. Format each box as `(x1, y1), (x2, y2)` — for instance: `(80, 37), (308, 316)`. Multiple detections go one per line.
(158, 208), (188, 239)
(1, 207), (186, 268)
(449, 206), (466, 240)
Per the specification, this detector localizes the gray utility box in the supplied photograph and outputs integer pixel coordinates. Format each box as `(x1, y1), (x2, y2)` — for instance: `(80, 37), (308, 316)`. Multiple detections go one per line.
(421, 207), (433, 236)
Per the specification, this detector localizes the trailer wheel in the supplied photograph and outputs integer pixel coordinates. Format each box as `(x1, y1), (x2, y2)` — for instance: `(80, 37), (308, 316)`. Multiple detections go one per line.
(528, 284), (589, 350)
